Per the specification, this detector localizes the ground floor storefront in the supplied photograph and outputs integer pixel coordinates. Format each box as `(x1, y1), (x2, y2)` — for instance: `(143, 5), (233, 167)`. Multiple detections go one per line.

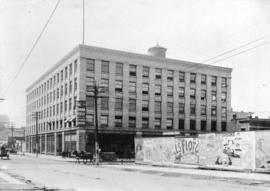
(25, 129), (164, 158)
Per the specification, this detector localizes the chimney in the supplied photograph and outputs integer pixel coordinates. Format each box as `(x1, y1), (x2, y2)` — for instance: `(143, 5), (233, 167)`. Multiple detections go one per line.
(148, 43), (167, 58)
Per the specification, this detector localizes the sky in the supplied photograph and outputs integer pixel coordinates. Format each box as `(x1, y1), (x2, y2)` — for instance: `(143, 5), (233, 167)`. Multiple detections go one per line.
(0, 0), (270, 128)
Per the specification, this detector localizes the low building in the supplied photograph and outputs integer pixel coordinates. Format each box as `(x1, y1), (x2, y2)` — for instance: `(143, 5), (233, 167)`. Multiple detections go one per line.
(26, 44), (232, 157)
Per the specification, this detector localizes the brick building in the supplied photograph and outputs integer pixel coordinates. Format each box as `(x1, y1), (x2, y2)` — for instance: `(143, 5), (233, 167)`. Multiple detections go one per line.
(25, 44), (232, 157)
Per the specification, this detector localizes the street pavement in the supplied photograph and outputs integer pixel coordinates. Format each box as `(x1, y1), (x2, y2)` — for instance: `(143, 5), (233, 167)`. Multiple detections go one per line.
(0, 170), (38, 190)
(0, 154), (269, 191)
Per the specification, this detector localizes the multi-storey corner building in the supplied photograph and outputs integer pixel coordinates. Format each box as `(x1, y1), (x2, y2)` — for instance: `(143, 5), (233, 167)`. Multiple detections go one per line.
(26, 44), (232, 157)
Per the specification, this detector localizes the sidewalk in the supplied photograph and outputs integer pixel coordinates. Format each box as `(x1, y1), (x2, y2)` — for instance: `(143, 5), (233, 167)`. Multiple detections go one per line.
(20, 153), (270, 183)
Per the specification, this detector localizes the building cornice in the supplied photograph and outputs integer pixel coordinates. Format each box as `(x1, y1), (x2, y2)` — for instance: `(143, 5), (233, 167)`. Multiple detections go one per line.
(79, 44), (233, 73)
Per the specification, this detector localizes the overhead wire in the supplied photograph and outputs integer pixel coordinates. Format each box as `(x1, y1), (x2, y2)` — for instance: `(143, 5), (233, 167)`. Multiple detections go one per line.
(181, 34), (270, 73)
(0, 0), (61, 97)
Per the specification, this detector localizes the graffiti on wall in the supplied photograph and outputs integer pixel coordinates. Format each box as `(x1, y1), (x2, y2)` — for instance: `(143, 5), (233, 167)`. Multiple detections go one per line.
(135, 139), (144, 161)
(255, 132), (270, 169)
(174, 138), (199, 164)
(215, 133), (242, 166)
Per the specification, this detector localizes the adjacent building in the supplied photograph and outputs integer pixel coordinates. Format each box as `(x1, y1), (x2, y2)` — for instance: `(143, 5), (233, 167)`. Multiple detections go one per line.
(26, 44), (232, 157)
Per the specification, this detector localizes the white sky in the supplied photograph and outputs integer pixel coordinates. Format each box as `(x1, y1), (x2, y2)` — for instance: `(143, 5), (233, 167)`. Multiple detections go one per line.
(0, 0), (270, 127)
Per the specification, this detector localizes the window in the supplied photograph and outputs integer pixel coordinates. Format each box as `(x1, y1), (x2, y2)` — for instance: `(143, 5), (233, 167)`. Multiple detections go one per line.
(116, 63), (123, 76)
(101, 60), (109, 74)
(190, 88), (196, 99)
(167, 86), (173, 97)
(86, 59), (95, 71)
(221, 77), (227, 87)
(155, 101), (161, 113)
(129, 116), (136, 128)
(100, 115), (108, 127)
(190, 73), (196, 83)
(154, 118), (161, 129)
(211, 76), (217, 86)
(57, 73), (59, 83)
(179, 119), (184, 130)
(167, 102), (173, 114)
(115, 98), (123, 111)
(50, 78), (52, 88)
(211, 91), (217, 101)
(201, 105), (206, 116)
(221, 92), (227, 102)
(142, 83), (149, 95)
(86, 114), (94, 125)
(211, 106), (217, 116)
(201, 74), (206, 84)
(115, 116), (122, 127)
(129, 99), (136, 112)
(65, 83), (68, 95)
(60, 102), (63, 113)
(65, 67), (68, 79)
(115, 81), (123, 94)
(56, 104), (59, 114)
(155, 68), (162, 79)
(166, 119), (173, 129)
(74, 78), (77, 91)
(190, 104), (196, 115)
(211, 121), (217, 131)
(179, 87), (184, 98)
(73, 96), (77, 110)
(179, 72), (185, 82)
(74, 60), (77, 74)
(86, 77), (95, 85)
(86, 96), (94, 109)
(129, 65), (136, 76)
(53, 105), (55, 115)
(179, 103), (185, 114)
(222, 122), (227, 131)
(57, 88), (59, 99)
(69, 98), (72, 111)
(64, 100), (67, 112)
(60, 86), (63, 97)
(53, 75), (56, 85)
(100, 79), (109, 94)
(101, 98), (109, 110)
(201, 90), (206, 101)
(142, 117), (149, 128)
(167, 70), (173, 81)
(69, 81), (72, 94)
(129, 82), (136, 95)
(69, 63), (72, 76)
(142, 100), (149, 112)
(61, 70), (63, 81)
(142, 66), (149, 78)
(222, 107), (227, 117)
(190, 120), (196, 130)
(155, 85), (161, 96)
(201, 120), (206, 131)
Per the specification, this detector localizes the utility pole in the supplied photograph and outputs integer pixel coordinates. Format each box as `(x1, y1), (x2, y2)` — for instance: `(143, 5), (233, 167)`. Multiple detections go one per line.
(88, 81), (107, 165)
(9, 122), (15, 149)
(82, 0), (85, 44)
(32, 111), (40, 157)
(94, 83), (99, 165)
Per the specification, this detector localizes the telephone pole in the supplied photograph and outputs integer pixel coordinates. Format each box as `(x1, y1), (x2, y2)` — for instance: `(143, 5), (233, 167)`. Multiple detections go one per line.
(32, 111), (41, 157)
(88, 81), (107, 165)
(9, 122), (15, 149)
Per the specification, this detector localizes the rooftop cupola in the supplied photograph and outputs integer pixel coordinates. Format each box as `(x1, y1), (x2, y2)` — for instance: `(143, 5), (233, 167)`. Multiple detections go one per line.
(148, 43), (167, 58)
